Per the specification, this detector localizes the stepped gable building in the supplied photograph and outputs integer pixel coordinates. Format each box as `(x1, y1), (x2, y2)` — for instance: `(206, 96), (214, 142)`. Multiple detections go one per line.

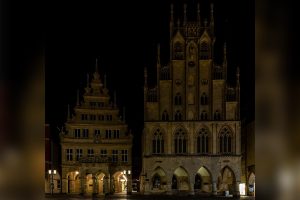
(141, 2), (242, 196)
(60, 60), (133, 195)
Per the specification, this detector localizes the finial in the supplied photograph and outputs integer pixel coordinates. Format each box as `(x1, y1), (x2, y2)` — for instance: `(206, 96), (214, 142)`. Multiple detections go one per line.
(67, 104), (71, 119)
(144, 66), (148, 86)
(177, 18), (180, 27)
(170, 4), (174, 21)
(204, 18), (208, 27)
(86, 73), (89, 87)
(76, 90), (80, 106)
(236, 66), (240, 85)
(210, 3), (215, 34)
(95, 58), (98, 72)
(210, 3), (214, 14)
(183, 3), (187, 25)
(197, 3), (201, 22)
(114, 91), (117, 107)
(157, 43), (160, 65)
(104, 73), (107, 88)
(224, 42), (227, 57)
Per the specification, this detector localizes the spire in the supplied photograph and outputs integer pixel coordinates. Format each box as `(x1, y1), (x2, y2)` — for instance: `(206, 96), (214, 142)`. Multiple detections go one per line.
(144, 66), (148, 87)
(177, 18), (180, 28)
(114, 91), (117, 108)
(93, 58), (100, 80)
(197, 3), (201, 23)
(86, 73), (89, 87)
(204, 18), (208, 28)
(157, 43), (161, 65)
(104, 73), (107, 88)
(67, 104), (71, 119)
(170, 4), (174, 23)
(183, 3), (187, 25)
(76, 90), (80, 106)
(223, 42), (227, 80)
(236, 66), (240, 86)
(210, 3), (215, 35)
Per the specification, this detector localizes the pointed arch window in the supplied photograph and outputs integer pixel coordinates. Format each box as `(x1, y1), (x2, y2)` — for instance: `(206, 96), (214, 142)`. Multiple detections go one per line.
(201, 93), (208, 105)
(175, 110), (182, 121)
(174, 42), (184, 60)
(197, 128), (209, 154)
(214, 110), (221, 120)
(174, 128), (187, 154)
(219, 127), (233, 154)
(161, 67), (170, 80)
(174, 93), (182, 105)
(200, 42), (209, 60)
(201, 111), (208, 120)
(152, 128), (164, 154)
(162, 110), (169, 121)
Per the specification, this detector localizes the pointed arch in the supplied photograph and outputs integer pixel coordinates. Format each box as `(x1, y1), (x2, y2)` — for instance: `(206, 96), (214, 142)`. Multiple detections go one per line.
(152, 127), (165, 154)
(194, 166), (212, 192)
(173, 126), (187, 154)
(172, 166), (190, 191)
(218, 166), (236, 194)
(162, 110), (169, 121)
(151, 166), (167, 189)
(174, 110), (182, 121)
(218, 126), (234, 154)
(196, 126), (211, 154)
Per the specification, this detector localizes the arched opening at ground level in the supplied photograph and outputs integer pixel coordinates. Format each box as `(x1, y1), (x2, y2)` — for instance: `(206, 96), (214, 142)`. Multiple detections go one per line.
(194, 166), (212, 193)
(85, 172), (107, 195)
(151, 167), (167, 190)
(65, 171), (80, 194)
(171, 167), (190, 191)
(248, 172), (255, 196)
(217, 166), (236, 195)
(113, 171), (128, 193)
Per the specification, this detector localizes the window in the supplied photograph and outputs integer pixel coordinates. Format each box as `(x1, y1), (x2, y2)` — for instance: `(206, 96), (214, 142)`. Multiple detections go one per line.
(98, 115), (104, 121)
(66, 149), (73, 161)
(100, 149), (107, 157)
(94, 129), (100, 136)
(174, 128), (187, 154)
(81, 114), (88, 120)
(219, 127), (233, 154)
(106, 115), (112, 121)
(76, 149), (83, 161)
(174, 93), (182, 105)
(162, 111), (169, 121)
(87, 149), (94, 157)
(105, 130), (112, 139)
(74, 129), (80, 138)
(201, 111), (208, 120)
(90, 102), (96, 108)
(214, 110), (221, 120)
(121, 150), (128, 162)
(57, 180), (61, 189)
(161, 67), (170, 80)
(113, 130), (120, 139)
(112, 150), (118, 162)
(97, 102), (104, 107)
(83, 129), (89, 138)
(174, 42), (184, 60)
(90, 115), (96, 120)
(200, 42), (209, 60)
(175, 111), (182, 121)
(152, 128), (164, 154)
(197, 128), (209, 154)
(201, 93), (208, 105)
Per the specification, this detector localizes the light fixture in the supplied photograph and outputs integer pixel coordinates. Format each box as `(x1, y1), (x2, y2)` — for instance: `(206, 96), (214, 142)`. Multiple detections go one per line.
(128, 170), (131, 175)
(48, 170), (52, 175)
(53, 170), (57, 175)
(123, 170), (126, 175)
(75, 171), (79, 175)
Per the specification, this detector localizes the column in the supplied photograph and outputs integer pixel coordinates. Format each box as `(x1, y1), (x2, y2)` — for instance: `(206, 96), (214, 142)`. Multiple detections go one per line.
(110, 176), (115, 194)
(212, 123), (217, 154)
(80, 175), (85, 195)
(212, 181), (217, 196)
(104, 176), (109, 194)
(189, 179), (195, 195)
(62, 178), (67, 194)
(234, 181), (240, 197)
(127, 174), (132, 194)
(92, 174), (97, 194)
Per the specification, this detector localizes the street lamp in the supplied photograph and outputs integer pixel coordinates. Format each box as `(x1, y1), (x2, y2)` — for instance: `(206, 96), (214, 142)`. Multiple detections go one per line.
(48, 169), (57, 195)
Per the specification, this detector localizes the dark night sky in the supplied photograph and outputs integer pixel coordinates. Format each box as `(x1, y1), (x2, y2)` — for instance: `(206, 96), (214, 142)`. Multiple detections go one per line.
(45, 0), (254, 177)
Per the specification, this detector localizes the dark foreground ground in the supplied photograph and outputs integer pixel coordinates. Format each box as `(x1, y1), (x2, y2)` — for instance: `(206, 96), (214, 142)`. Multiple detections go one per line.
(45, 194), (255, 200)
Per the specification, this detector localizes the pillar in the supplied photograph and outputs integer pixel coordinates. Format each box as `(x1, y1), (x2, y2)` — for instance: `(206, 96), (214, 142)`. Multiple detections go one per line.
(80, 175), (85, 195)
(234, 181), (240, 197)
(127, 174), (132, 194)
(212, 181), (217, 196)
(104, 176), (109, 194)
(189, 179), (195, 195)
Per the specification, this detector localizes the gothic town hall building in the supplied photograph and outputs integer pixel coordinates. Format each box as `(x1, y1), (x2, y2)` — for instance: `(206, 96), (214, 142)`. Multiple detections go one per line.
(60, 63), (133, 196)
(141, 3), (241, 196)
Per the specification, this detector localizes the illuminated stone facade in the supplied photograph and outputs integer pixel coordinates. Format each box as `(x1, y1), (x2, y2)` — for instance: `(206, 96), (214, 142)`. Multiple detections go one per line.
(60, 63), (133, 196)
(141, 3), (241, 196)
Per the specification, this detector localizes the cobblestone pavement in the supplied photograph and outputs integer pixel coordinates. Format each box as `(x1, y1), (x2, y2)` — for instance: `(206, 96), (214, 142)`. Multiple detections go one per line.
(45, 194), (255, 200)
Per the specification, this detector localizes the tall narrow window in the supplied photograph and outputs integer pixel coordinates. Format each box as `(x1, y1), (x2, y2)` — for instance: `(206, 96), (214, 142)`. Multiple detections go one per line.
(121, 150), (128, 162)
(200, 42), (209, 60)
(214, 110), (221, 120)
(66, 149), (73, 161)
(87, 149), (94, 157)
(201, 93), (208, 105)
(175, 93), (182, 105)
(175, 111), (182, 121)
(162, 110), (169, 121)
(76, 149), (83, 161)
(74, 129), (80, 138)
(100, 149), (107, 157)
(174, 42), (184, 60)
(112, 150), (118, 162)
(83, 129), (89, 138)
(201, 111), (208, 120)
(152, 128), (164, 154)
(174, 128), (187, 154)
(197, 128), (209, 154)
(219, 127), (233, 154)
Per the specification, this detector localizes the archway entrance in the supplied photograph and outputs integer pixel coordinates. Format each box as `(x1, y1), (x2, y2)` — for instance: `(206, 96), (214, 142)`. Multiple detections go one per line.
(151, 167), (167, 190)
(96, 172), (106, 195)
(248, 172), (255, 196)
(194, 166), (212, 193)
(86, 174), (94, 194)
(217, 166), (236, 195)
(113, 171), (127, 193)
(172, 167), (190, 191)
(66, 171), (80, 194)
